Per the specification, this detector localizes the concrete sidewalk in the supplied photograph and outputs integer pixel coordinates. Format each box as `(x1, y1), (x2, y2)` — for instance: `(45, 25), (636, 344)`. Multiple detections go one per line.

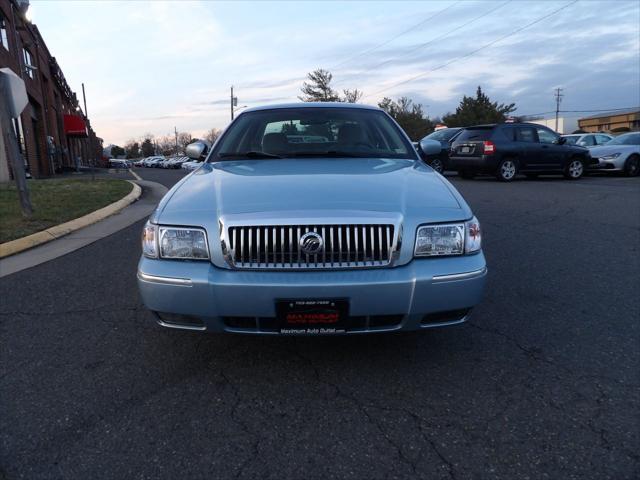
(0, 179), (167, 278)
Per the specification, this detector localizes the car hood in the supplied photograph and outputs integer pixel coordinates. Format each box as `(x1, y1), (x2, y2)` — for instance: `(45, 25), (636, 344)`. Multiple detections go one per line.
(156, 158), (470, 225)
(589, 144), (638, 156)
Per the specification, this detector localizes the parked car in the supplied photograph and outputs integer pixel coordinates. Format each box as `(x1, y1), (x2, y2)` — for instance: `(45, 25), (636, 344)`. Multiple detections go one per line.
(142, 156), (158, 167)
(562, 133), (613, 148)
(588, 132), (640, 176)
(133, 159), (144, 167)
(168, 156), (189, 169)
(109, 159), (130, 169)
(449, 123), (594, 181)
(181, 159), (203, 171)
(144, 156), (165, 167)
(137, 103), (487, 335)
(417, 127), (463, 173)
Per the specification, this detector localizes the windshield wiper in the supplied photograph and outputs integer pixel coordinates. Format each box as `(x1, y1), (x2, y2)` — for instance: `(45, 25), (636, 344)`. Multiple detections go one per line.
(218, 151), (282, 159)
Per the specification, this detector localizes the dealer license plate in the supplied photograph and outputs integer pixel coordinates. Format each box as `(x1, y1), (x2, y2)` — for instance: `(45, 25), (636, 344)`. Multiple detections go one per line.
(276, 299), (348, 335)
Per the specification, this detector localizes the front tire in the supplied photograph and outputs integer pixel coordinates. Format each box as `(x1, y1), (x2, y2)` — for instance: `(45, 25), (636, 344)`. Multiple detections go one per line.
(624, 155), (640, 177)
(430, 157), (444, 174)
(496, 158), (517, 182)
(564, 158), (585, 180)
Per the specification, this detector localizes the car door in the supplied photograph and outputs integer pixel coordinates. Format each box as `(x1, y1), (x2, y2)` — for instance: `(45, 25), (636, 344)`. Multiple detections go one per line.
(515, 126), (542, 170)
(577, 135), (596, 148)
(595, 134), (612, 146)
(534, 126), (564, 169)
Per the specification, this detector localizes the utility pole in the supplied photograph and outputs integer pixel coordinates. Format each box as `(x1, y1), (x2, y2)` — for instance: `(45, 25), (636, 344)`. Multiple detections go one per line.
(230, 86), (237, 121)
(174, 126), (178, 153)
(554, 87), (563, 133)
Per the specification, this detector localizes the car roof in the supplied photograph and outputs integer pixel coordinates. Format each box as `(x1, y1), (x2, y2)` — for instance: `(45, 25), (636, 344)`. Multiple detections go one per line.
(242, 102), (381, 113)
(465, 122), (545, 128)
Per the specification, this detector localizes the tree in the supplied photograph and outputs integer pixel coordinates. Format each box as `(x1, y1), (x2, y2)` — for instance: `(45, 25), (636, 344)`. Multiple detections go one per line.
(177, 132), (193, 150)
(300, 69), (365, 103)
(378, 96), (433, 140)
(299, 69), (341, 102)
(110, 145), (125, 158)
(124, 140), (140, 159)
(157, 135), (175, 156)
(342, 89), (363, 103)
(204, 128), (221, 145)
(141, 138), (155, 157)
(442, 86), (516, 127)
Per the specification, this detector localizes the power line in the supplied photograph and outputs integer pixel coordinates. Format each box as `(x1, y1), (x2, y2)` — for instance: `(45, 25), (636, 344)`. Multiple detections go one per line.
(336, 0), (511, 83)
(329, 1), (462, 70)
(362, 0), (579, 101)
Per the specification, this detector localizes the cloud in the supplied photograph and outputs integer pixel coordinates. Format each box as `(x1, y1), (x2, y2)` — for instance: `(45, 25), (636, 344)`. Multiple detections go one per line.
(30, 0), (640, 144)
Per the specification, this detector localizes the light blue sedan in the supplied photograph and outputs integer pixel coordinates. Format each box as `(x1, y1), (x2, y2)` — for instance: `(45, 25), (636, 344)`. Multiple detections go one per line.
(589, 132), (640, 176)
(137, 103), (487, 335)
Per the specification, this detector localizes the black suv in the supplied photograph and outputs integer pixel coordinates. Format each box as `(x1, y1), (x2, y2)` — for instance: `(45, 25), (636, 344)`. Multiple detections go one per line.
(449, 123), (594, 181)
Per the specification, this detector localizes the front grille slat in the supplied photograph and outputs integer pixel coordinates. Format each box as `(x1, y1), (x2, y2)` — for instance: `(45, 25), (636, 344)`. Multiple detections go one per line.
(227, 223), (396, 270)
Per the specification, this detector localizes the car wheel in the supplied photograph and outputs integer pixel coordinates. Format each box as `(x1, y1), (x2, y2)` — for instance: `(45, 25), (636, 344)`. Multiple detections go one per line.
(564, 158), (585, 180)
(624, 155), (640, 177)
(458, 170), (475, 179)
(496, 158), (517, 182)
(430, 157), (444, 174)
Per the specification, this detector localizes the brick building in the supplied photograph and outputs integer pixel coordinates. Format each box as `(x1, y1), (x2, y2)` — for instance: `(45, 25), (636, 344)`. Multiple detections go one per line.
(0, 0), (102, 181)
(578, 108), (640, 133)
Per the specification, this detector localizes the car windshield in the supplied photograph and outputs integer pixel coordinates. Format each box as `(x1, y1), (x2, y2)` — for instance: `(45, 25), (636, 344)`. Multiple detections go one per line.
(425, 128), (460, 142)
(211, 107), (414, 160)
(563, 135), (580, 145)
(606, 133), (640, 145)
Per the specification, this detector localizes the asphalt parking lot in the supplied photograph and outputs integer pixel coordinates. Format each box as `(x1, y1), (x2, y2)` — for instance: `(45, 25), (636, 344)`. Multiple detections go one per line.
(1, 168), (638, 479)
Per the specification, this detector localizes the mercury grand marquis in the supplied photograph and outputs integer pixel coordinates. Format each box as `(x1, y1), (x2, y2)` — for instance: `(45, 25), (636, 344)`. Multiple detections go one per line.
(137, 103), (487, 335)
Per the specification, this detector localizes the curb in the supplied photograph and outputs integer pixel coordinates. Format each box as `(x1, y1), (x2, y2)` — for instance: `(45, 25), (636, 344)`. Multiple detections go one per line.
(0, 180), (142, 259)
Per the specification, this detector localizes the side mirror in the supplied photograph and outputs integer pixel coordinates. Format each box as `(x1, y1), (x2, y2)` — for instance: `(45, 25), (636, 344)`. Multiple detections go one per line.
(418, 138), (442, 157)
(557, 137), (567, 145)
(185, 141), (209, 160)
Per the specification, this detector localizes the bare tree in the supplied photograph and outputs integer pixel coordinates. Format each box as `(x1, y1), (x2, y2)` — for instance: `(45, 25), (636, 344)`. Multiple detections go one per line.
(204, 128), (221, 145)
(157, 135), (175, 156)
(177, 132), (193, 150)
(342, 89), (363, 103)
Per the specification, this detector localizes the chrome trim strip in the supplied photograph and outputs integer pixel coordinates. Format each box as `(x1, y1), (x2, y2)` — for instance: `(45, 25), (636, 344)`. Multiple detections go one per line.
(432, 267), (487, 283)
(156, 318), (206, 331)
(137, 272), (193, 286)
(419, 314), (470, 329)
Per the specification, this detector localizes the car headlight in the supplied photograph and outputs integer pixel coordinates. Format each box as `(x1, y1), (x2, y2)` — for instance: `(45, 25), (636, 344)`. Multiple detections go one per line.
(142, 222), (209, 260)
(414, 217), (481, 257)
(600, 153), (621, 160)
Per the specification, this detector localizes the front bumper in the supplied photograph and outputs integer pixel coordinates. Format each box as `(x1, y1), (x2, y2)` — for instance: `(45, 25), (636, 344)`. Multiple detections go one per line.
(589, 158), (624, 171)
(137, 253), (487, 334)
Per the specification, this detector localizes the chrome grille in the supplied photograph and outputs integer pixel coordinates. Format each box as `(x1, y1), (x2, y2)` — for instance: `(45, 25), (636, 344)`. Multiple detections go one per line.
(225, 224), (397, 269)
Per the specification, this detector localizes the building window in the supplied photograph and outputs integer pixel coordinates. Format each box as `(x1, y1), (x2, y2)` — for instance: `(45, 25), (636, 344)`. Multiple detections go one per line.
(23, 47), (34, 78)
(0, 11), (9, 51)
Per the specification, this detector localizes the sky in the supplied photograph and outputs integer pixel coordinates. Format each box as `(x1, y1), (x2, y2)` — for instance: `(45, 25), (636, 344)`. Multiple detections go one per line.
(29, 0), (640, 146)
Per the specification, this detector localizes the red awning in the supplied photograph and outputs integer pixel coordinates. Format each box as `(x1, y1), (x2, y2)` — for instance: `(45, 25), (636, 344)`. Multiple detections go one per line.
(63, 114), (88, 137)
